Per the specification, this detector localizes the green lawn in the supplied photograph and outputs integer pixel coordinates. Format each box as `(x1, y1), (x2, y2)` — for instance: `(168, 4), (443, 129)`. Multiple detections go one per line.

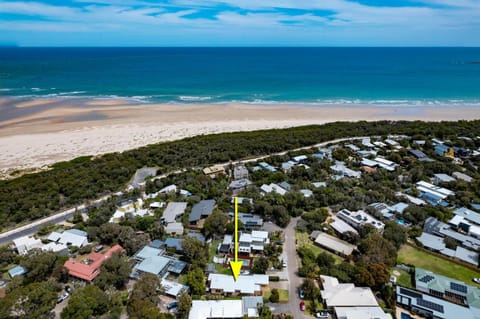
(398, 245), (479, 285)
(393, 269), (413, 288)
(263, 288), (289, 304)
(295, 231), (343, 264)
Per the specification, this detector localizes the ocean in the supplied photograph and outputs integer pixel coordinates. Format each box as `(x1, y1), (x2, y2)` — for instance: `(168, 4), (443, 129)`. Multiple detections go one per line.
(1, 47), (480, 106)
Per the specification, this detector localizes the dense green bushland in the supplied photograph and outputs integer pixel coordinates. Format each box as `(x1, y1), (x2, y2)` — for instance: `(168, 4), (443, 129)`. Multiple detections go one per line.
(1, 120), (479, 230)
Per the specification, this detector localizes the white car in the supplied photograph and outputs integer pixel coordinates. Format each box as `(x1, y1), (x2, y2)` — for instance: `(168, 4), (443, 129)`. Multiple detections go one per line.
(473, 278), (480, 284)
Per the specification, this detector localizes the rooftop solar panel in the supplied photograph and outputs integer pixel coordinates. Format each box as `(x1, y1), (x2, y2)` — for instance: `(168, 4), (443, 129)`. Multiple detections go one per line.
(400, 288), (422, 298)
(417, 299), (444, 313)
(419, 275), (435, 283)
(450, 282), (468, 294)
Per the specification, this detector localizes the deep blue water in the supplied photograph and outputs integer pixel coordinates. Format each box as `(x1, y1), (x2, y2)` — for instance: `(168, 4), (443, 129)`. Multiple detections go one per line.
(1, 47), (480, 105)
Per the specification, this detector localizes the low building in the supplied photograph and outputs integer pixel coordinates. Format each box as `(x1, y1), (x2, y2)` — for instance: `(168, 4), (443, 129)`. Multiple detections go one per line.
(433, 173), (456, 184)
(64, 244), (125, 282)
(300, 189), (313, 198)
(236, 213), (263, 230)
(131, 245), (185, 279)
(416, 181), (454, 206)
(47, 229), (89, 248)
(188, 300), (243, 319)
(161, 202), (187, 224)
(203, 165), (226, 177)
(257, 162), (276, 172)
(409, 149), (434, 162)
(453, 172), (473, 183)
(189, 200), (216, 224)
(165, 222), (184, 235)
(330, 162), (361, 179)
(229, 179), (252, 192)
(337, 209), (384, 231)
(396, 286), (478, 319)
(233, 165), (249, 180)
(109, 198), (151, 223)
(8, 265), (26, 278)
(415, 268), (480, 307)
(208, 273), (269, 296)
(321, 275), (378, 307)
(238, 231), (269, 254)
(361, 157), (398, 172)
(312, 232), (356, 257)
(335, 307), (392, 319)
(260, 183), (287, 196)
(161, 278), (189, 298)
(13, 236), (42, 255)
(329, 216), (358, 235)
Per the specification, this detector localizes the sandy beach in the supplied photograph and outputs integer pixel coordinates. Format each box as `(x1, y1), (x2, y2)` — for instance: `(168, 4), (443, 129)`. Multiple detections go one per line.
(1, 97), (480, 178)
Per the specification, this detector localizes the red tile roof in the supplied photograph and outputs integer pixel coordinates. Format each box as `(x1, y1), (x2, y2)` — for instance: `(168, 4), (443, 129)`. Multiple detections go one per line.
(64, 244), (125, 282)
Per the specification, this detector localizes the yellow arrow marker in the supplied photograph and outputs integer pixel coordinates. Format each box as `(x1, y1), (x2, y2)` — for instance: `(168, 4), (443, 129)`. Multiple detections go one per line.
(229, 197), (243, 281)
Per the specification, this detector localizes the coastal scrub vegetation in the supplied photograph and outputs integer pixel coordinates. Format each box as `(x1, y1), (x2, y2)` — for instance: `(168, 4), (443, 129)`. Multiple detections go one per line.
(1, 120), (480, 230)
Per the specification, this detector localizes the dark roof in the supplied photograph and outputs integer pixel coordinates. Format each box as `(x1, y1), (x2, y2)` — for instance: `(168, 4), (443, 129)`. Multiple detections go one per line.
(189, 200), (216, 223)
(149, 239), (164, 249)
(168, 260), (187, 274)
(187, 232), (206, 243)
(165, 238), (183, 251)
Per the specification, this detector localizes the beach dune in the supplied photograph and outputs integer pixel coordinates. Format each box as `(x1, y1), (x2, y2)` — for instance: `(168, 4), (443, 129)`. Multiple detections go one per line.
(0, 98), (479, 178)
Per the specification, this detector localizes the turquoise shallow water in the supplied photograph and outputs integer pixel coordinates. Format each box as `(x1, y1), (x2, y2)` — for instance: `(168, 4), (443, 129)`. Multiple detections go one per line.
(1, 47), (480, 106)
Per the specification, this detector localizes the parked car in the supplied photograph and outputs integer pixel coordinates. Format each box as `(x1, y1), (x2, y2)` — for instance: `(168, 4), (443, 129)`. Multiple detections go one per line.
(299, 301), (305, 311)
(298, 288), (305, 299)
(94, 245), (104, 253)
(315, 310), (329, 318)
(57, 293), (69, 304)
(473, 278), (480, 284)
(167, 301), (178, 310)
(64, 285), (72, 293)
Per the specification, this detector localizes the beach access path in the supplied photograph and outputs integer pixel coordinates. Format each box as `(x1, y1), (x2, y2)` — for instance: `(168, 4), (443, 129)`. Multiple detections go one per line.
(0, 136), (366, 245)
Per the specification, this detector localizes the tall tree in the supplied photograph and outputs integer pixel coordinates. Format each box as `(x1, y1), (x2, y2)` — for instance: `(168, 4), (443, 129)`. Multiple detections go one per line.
(203, 210), (230, 238)
(61, 285), (110, 319)
(0, 282), (57, 319)
(95, 253), (131, 290)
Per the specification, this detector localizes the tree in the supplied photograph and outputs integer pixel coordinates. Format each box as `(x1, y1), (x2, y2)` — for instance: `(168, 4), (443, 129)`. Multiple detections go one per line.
(130, 273), (162, 305)
(182, 237), (208, 268)
(128, 300), (174, 319)
(316, 252), (335, 269)
(203, 210), (230, 238)
(382, 222), (407, 249)
(252, 256), (269, 274)
(269, 288), (280, 303)
(118, 226), (151, 255)
(177, 292), (192, 319)
(20, 250), (64, 284)
(95, 253), (131, 290)
(61, 285), (110, 319)
(185, 267), (205, 295)
(0, 282), (57, 319)
(301, 278), (319, 300)
(0, 246), (15, 268)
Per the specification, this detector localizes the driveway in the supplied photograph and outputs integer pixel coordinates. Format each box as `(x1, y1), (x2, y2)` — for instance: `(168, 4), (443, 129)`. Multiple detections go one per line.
(284, 217), (311, 319)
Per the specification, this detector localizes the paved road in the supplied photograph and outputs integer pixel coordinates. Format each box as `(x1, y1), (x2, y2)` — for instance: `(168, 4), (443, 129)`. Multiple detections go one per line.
(284, 216), (311, 319)
(0, 195), (111, 245)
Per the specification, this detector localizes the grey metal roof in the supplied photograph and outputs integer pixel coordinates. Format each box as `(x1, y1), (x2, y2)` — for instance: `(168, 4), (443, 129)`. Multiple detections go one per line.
(454, 207), (480, 226)
(136, 255), (171, 275)
(189, 200), (216, 222)
(242, 296), (263, 315)
(162, 202), (187, 224)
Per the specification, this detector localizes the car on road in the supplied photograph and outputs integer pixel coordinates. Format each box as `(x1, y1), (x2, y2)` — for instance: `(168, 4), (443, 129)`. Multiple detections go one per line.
(300, 301), (305, 311)
(167, 301), (178, 310)
(473, 278), (480, 284)
(57, 292), (69, 304)
(298, 288), (305, 299)
(315, 310), (329, 318)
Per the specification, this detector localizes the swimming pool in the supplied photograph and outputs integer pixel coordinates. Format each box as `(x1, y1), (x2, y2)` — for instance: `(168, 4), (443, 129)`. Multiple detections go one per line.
(401, 313), (412, 319)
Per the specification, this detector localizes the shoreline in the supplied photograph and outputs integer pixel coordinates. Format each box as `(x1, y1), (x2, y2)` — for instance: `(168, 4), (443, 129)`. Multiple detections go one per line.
(1, 97), (480, 178)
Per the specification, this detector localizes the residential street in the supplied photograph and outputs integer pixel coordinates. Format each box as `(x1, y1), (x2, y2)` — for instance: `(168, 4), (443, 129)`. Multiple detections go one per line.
(284, 216), (311, 319)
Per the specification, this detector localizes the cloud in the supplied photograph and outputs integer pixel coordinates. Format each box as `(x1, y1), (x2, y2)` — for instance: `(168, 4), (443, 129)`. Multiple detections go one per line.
(0, 0), (479, 45)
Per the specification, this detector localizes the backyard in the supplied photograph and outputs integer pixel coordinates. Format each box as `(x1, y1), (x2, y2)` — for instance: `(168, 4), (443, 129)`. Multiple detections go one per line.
(398, 245), (480, 285)
(295, 231), (344, 264)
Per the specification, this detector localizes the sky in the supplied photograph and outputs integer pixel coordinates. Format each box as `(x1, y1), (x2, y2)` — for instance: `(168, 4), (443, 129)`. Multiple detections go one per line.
(0, 0), (479, 46)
